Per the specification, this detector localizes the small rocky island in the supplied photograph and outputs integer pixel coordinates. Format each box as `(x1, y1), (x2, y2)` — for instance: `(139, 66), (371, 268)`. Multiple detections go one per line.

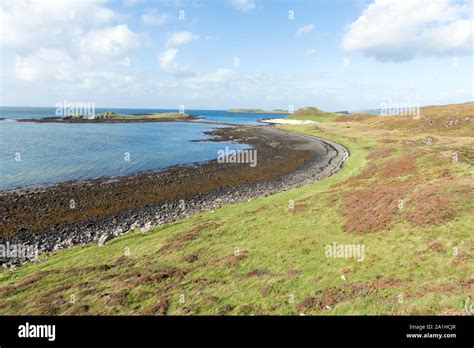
(17, 111), (200, 123)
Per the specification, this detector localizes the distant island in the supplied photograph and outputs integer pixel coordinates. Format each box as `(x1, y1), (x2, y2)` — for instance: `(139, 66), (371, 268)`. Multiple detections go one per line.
(228, 108), (288, 114)
(17, 111), (199, 123)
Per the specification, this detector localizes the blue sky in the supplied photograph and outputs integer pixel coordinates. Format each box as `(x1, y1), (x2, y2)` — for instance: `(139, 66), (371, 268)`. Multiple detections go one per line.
(0, 0), (472, 111)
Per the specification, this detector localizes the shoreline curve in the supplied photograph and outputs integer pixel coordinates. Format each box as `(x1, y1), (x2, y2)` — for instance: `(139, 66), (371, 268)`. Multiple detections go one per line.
(0, 125), (349, 267)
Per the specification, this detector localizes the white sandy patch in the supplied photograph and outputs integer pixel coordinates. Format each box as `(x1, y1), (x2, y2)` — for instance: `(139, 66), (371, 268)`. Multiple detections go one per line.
(260, 118), (316, 125)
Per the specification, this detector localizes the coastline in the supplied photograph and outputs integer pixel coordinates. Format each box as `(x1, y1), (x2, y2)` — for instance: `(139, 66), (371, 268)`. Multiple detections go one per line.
(15, 114), (200, 123)
(0, 125), (348, 267)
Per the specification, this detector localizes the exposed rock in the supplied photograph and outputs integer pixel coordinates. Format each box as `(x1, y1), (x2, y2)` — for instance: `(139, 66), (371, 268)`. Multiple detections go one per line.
(98, 233), (112, 246)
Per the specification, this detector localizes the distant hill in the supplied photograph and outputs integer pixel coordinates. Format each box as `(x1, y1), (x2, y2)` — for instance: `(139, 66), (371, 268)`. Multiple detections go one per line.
(350, 109), (381, 115)
(287, 107), (338, 122)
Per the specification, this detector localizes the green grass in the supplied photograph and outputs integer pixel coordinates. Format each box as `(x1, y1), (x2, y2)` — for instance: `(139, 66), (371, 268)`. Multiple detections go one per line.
(287, 107), (339, 122)
(66, 112), (188, 120)
(0, 105), (472, 315)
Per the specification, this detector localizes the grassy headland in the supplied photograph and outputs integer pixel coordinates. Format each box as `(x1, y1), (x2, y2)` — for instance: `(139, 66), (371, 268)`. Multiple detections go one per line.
(0, 102), (472, 315)
(287, 107), (339, 122)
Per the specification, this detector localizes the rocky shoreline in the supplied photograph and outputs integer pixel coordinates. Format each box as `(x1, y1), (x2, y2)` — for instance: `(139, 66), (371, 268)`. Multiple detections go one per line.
(0, 125), (348, 267)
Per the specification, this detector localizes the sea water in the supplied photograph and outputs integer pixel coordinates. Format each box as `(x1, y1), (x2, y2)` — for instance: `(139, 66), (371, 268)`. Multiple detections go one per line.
(0, 107), (284, 189)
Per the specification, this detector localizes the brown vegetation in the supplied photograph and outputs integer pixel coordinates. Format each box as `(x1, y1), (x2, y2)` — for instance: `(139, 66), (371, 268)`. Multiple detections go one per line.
(340, 183), (411, 234)
(406, 186), (455, 226)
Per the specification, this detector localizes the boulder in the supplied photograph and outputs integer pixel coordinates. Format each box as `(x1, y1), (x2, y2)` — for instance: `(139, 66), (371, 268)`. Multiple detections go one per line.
(98, 233), (113, 246)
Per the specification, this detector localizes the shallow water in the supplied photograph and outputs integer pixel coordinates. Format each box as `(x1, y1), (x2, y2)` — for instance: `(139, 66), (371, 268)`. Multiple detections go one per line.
(0, 107), (285, 189)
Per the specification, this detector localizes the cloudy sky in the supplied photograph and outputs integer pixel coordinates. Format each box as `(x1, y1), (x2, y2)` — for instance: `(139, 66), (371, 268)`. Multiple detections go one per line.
(0, 0), (472, 111)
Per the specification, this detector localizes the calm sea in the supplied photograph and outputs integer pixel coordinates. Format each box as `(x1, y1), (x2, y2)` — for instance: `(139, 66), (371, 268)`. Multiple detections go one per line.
(0, 107), (285, 190)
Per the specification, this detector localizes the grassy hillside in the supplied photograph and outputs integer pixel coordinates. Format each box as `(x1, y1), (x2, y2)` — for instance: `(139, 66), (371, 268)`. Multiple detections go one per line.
(288, 107), (339, 122)
(0, 102), (472, 315)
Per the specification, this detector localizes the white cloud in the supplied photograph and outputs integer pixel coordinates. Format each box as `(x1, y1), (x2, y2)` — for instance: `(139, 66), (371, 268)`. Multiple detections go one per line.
(342, 0), (473, 61)
(2, 0), (140, 95)
(78, 72), (133, 90)
(93, 7), (116, 25)
(159, 31), (198, 76)
(141, 10), (169, 25)
(0, 0), (143, 76)
(14, 56), (41, 82)
(80, 25), (141, 57)
(307, 48), (317, 56)
(185, 69), (236, 88)
(124, 0), (147, 6)
(14, 49), (76, 82)
(0, 0), (117, 49)
(0, 0), (142, 69)
(230, 0), (256, 12)
(13, 48), (133, 91)
(166, 31), (198, 47)
(296, 24), (315, 37)
(158, 48), (193, 77)
(159, 48), (179, 69)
